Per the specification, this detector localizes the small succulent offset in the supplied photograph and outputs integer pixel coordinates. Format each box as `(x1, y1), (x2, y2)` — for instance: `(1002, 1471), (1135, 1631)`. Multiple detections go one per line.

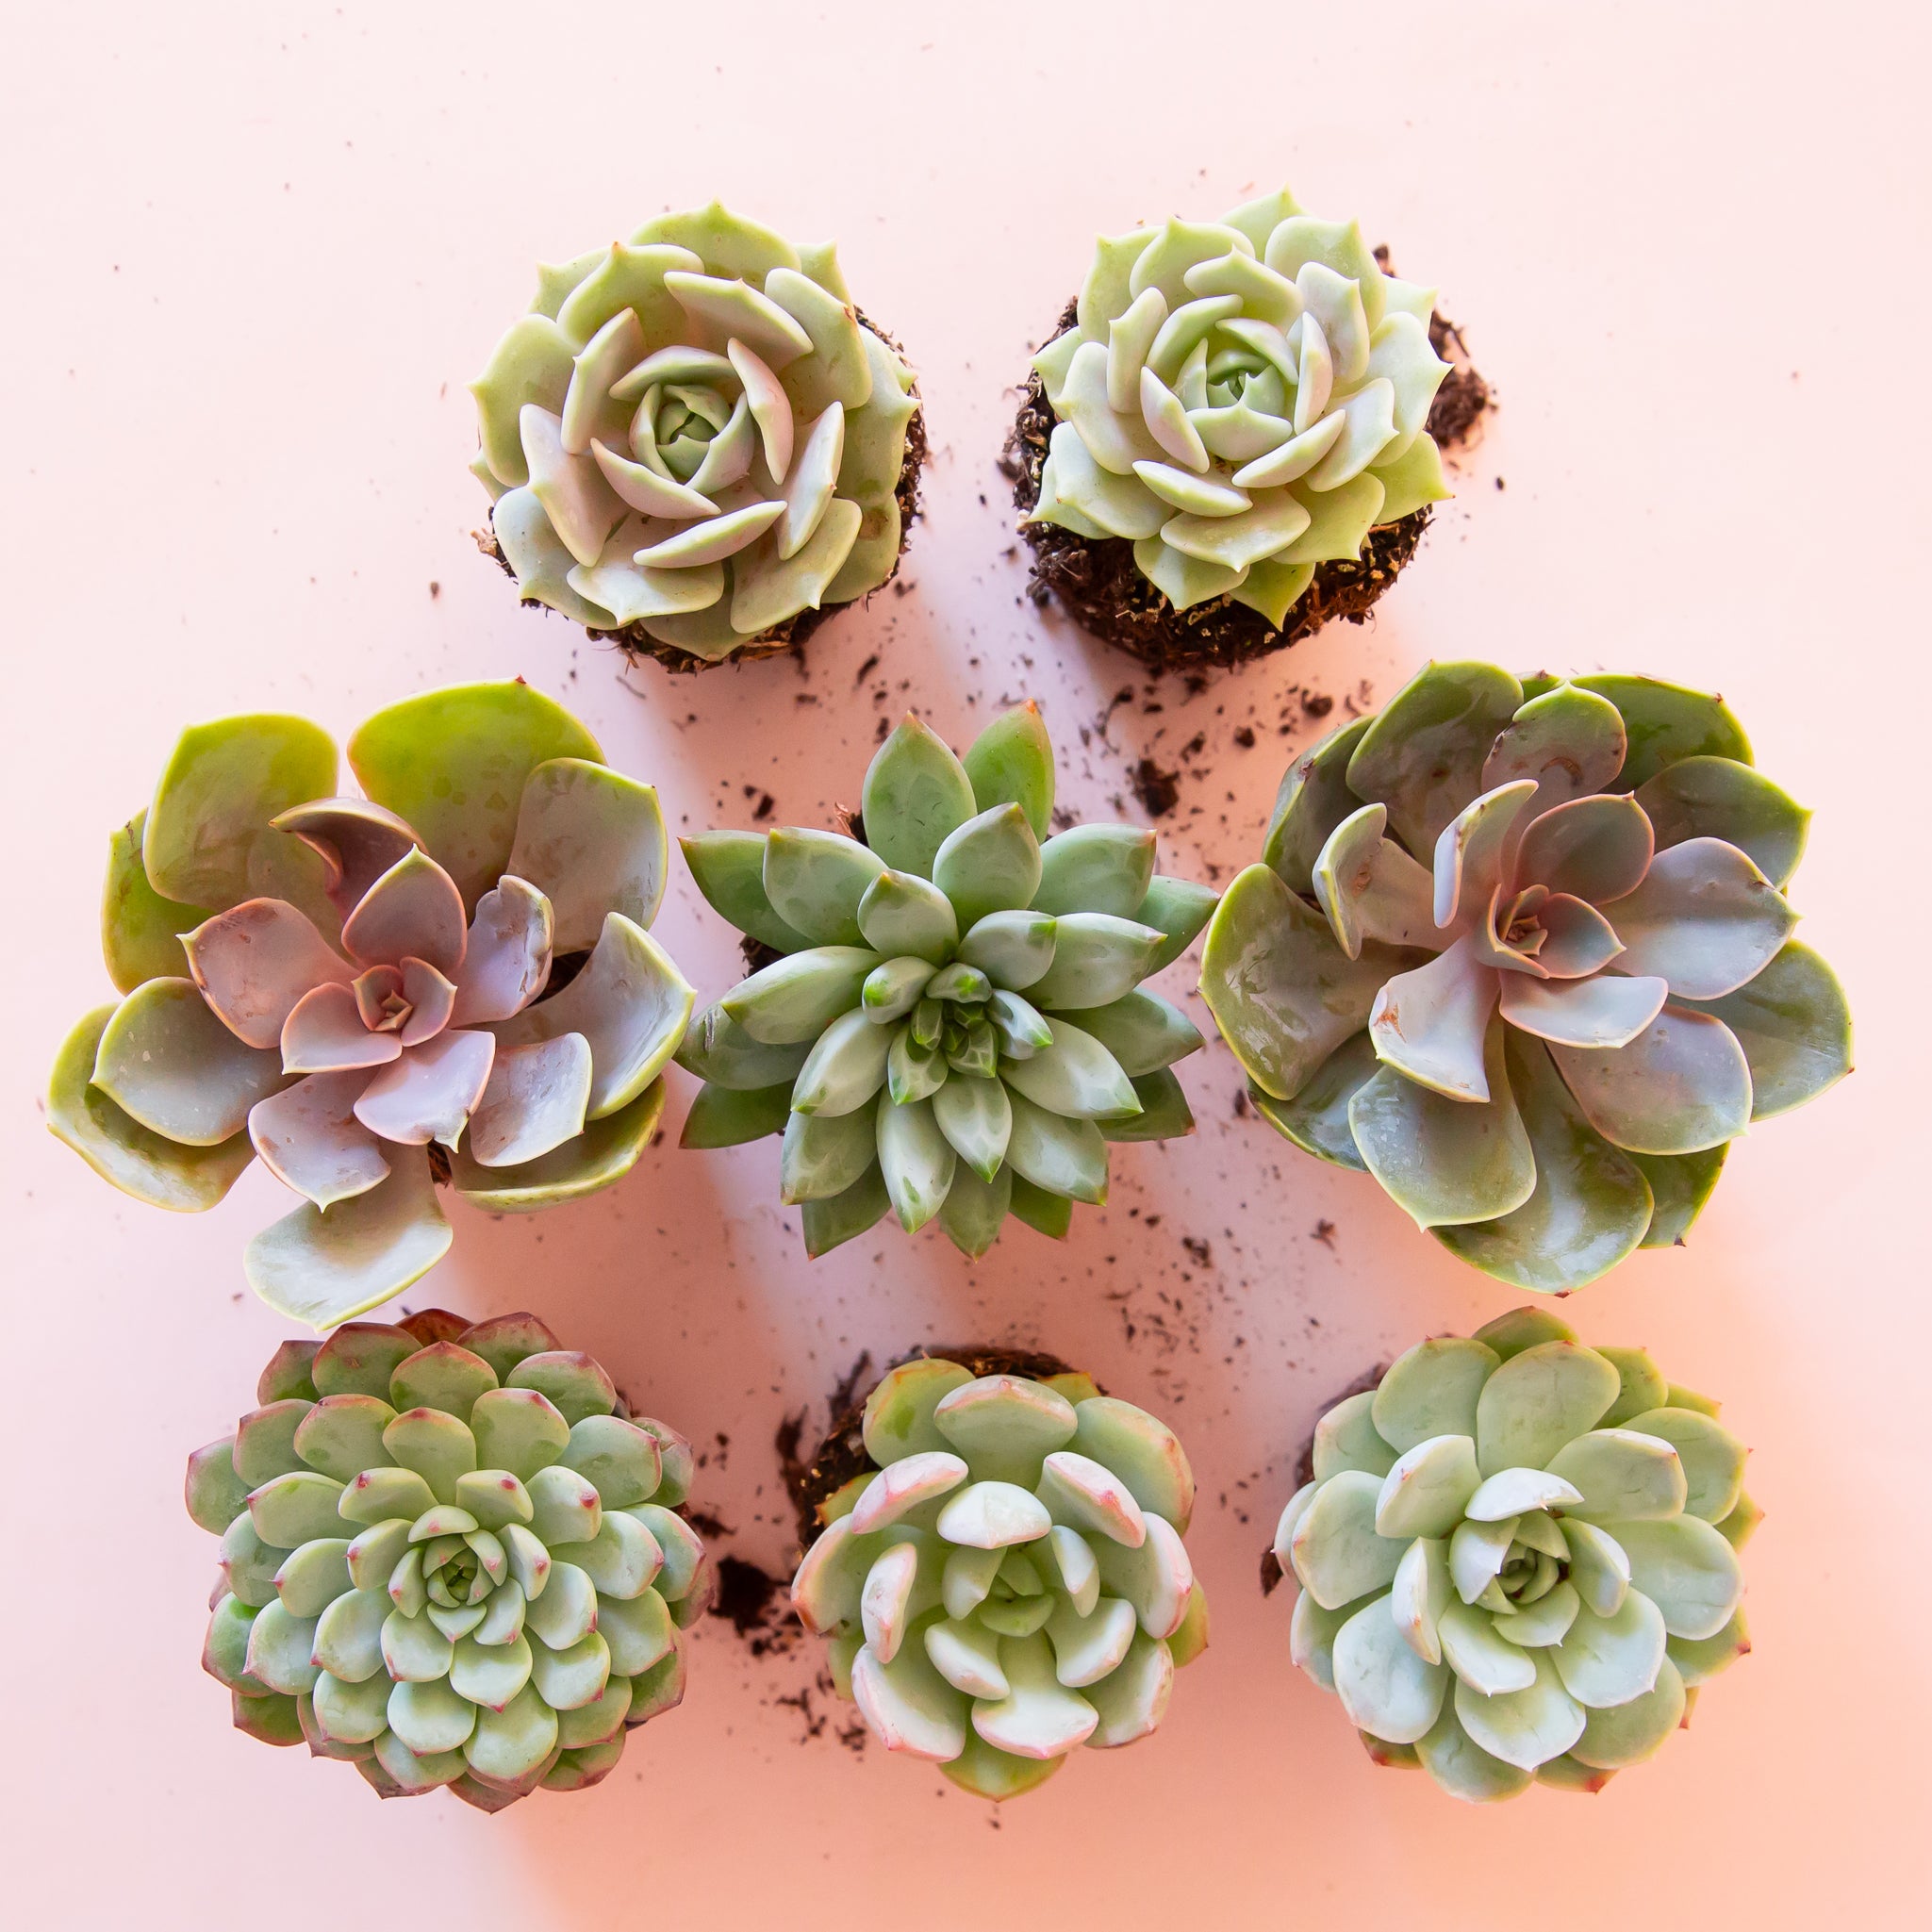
(48, 682), (694, 1328)
(186, 1310), (711, 1810)
(1276, 1307), (1757, 1801)
(1027, 187), (1452, 623)
(792, 1357), (1208, 1799)
(472, 201), (919, 663)
(677, 704), (1218, 1256)
(1200, 662), (1851, 1290)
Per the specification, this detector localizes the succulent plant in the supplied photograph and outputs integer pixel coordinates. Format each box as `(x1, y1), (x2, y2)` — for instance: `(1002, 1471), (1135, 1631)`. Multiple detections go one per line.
(792, 1354), (1208, 1798)
(1025, 187), (1452, 626)
(472, 201), (919, 665)
(49, 681), (694, 1327)
(1276, 1306), (1757, 1801)
(677, 704), (1218, 1256)
(1200, 662), (1851, 1289)
(186, 1309), (710, 1810)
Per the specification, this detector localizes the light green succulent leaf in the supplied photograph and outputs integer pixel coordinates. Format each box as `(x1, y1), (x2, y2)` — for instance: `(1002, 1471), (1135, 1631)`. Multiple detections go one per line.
(1263, 717), (1372, 894)
(1470, 1305), (1575, 1358)
(1389, 1535), (1453, 1665)
(680, 832), (810, 953)
(1369, 433), (1452, 523)
(1333, 1594), (1450, 1744)
(1372, 1340), (1499, 1455)
(472, 313), (577, 485)
(1290, 1470), (1406, 1610)
(1276, 472), (1386, 566)
(1064, 990), (1203, 1078)
(1000, 1017), (1140, 1121)
(1634, 755), (1809, 888)
(1030, 423), (1168, 538)
(1313, 1393), (1398, 1480)
(1608, 838), (1796, 1000)
(765, 267), (872, 412)
(1639, 1148), (1728, 1250)
(1024, 913), (1163, 1011)
(1573, 674), (1752, 793)
(1007, 1172), (1073, 1240)
(1432, 1030), (1656, 1294)
(349, 684), (602, 910)
(1549, 1586), (1668, 1710)
(960, 703), (1055, 839)
(1414, 1700), (1536, 1802)
(102, 811), (215, 992)
(48, 1004), (256, 1211)
(674, 1002), (811, 1091)
(1687, 940), (1850, 1120)
(1585, 1348), (1668, 1431)
(1032, 825), (1157, 922)
(798, 1160), (891, 1258)
(1130, 536), (1247, 611)
(1453, 1650), (1585, 1773)
(791, 1007), (893, 1117)
(92, 976), (287, 1147)
(680, 1080), (791, 1148)
(856, 869), (959, 964)
(1668, 1608), (1750, 1685)
(1376, 1435), (1481, 1540)
(1561, 1519), (1632, 1619)
(1481, 682), (1627, 810)
(1200, 865), (1405, 1101)
(1494, 1578), (1580, 1649)
(761, 829), (886, 949)
(933, 1159), (1013, 1261)
(448, 1078), (665, 1212)
(863, 956), (936, 1023)
(143, 714), (338, 911)
(1549, 1006), (1753, 1156)
(721, 946), (879, 1046)
(1621, 1408), (1746, 1524)
(1568, 1654), (1686, 1771)
(1349, 1021), (1536, 1230)
(1601, 1516), (1745, 1643)
(932, 804), (1043, 928)
(1474, 1339), (1620, 1478)
(1438, 1599), (1537, 1696)
(729, 500), (864, 636)
(930, 1075), (1013, 1183)
(861, 718), (978, 879)
(958, 910), (1057, 990)
(1346, 662), (1526, 858)
(505, 760), (667, 953)
(1003, 1090), (1107, 1204)
(1229, 556), (1317, 629)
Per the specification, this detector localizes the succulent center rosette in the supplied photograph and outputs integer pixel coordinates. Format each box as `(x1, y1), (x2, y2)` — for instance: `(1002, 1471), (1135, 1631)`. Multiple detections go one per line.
(1027, 188), (1453, 623)
(1277, 1308), (1758, 1802)
(186, 1310), (713, 1811)
(791, 1357), (1208, 1800)
(49, 682), (694, 1327)
(1200, 662), (1852, 1290)
(677, 704), (1218, 1256)
(472, 202), (918, 663)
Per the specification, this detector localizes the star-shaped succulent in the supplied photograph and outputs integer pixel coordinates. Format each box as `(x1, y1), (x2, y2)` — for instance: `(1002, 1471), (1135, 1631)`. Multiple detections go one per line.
(677, 704), (1218, 1256)
(1277, 1307), (1757, 1801)
(792, 1355), (1207, 1799)
(49, 682), (693, 1326)
(1200, 663), (1851, 1289)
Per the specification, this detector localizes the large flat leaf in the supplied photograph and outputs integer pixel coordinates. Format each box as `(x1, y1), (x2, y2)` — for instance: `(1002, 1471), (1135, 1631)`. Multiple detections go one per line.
(1634, 756), (1809, 888)
(1574, 675), (1751, 792)
(507, 759), (669, 953)
(348, 684), (602, 909)
(450, 1079), (667, 1211)
(1687, 940), (1851, 1118)
(92, 977), (289, 1146)
(1247, 1032), (1375, 1171)
(1262, 717), (1372, 893)
(1550, 1006), (1752, 1155)
(102, 810), (214, 993)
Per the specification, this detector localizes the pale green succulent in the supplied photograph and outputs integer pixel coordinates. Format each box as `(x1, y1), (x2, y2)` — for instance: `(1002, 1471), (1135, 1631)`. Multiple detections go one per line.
(1200, 662), (1852, 1290)
(677, 704), (1218, 1256)
(472, 201), (918, 662)
(1027, 187), (1452, 622)
(793, 1356), (1208, 1799)
(186, 1309), (710, 1810)
(1277, 1307), (1758, 1801)
(48, 681), (693, 1328)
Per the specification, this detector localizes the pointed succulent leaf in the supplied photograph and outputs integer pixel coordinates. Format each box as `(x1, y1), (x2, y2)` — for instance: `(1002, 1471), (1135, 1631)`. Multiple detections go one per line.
(857, 870), (958, 963)
(801, 1162), (894, 1257)
(1376, 1435), (1481, 1540)
(680, 1079), (790, 1148)
(780, 1103), (879, 1203)
(1688, 940), (1851, 1119)
(791, 1007), (892, 1117)
(1031, 825), (1156, 922)
(930, 804), (1041, 930)
(1000, 1017), (1140, 1120)
(931, 1075), (1012, 1181)
(937, 1162), (1013, 1258)
(956, 910), (1057, 989)
(1003, 1090), (1108, 1204)
(1056, 987), (1202, 1079)
(963, 702), (1054, 837)
(862, 718), (978, 878)
(1134, 874), (1220, 972)
(722, 946), (879, 1045)
(675, 1002), (811, 1089)
(761, 829), (887, 948)
(1331, 1593), (1451, 1743)
(1102, 1067), (1193, 1143)
(1635, 755), (1809, 888)
(876, 1094), (955, 1231)
(1473, 1340), (1619, 1477)
(680, 832), (813, 952)
(449, 1079), (666, 1212)
(1453, 1650), (1584, 1772)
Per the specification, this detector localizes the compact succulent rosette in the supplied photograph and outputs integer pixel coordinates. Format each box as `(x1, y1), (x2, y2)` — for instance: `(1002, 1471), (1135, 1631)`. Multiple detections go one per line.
(677, 704), (1218, 1256)
(48, 681), (694, 1327)
(1012, 187), (1479, 670)
(1276, 1307), (1757, 1801)
(187, 1309), (710, 1809)
(472, 202), (922, 670)
(791, 1353), (1208, 1799)
(1200, 662), (1851, 1290)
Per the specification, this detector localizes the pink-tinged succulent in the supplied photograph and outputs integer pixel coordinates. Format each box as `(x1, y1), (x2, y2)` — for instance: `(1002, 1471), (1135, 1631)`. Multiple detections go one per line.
(49, 682), (694, 1327)
(187, 1310), (710, 1809)
(1200, 663), (1853, 1290)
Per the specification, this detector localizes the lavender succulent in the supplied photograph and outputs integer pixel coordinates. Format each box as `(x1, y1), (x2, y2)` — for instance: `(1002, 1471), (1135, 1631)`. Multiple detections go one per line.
(49, 681), (693, 1326)
(186, 1310), (710, 1809)
(678, 704), (1217, 1255)
(1200, 663), (1851, 1289)
(792, 1357), (1208, 1799)
(1277, 1307), (1757, 1800)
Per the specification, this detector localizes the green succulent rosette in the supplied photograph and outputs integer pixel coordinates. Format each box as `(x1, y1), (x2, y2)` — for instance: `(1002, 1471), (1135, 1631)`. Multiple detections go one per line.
(677, 704), (1219, 1257)
(187, 1309), (709, 1810)
(792, 1356), (1208, 1799)
(471, 202), (918, 664)
(1199, 662), (1852, 1290)
(1278, 1307), (1758, 1802)
(48, 681), (694, 1328)
(1026, 187), (1453, 624)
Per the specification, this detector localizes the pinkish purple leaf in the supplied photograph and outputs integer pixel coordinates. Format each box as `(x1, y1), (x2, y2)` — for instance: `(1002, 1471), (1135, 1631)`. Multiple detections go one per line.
(184, 900), (354, 1049)
(353, 1030), (496, 1148)
(340, 850), (468, 976)
(248, 1069), (390, 1209)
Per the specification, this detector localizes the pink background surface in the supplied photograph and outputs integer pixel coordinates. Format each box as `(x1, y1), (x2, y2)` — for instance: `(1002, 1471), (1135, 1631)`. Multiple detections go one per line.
(6, 5), (1926, 1924)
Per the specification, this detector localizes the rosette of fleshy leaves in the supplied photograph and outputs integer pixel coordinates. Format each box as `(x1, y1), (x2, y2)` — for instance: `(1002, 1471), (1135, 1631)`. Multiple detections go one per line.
(1199, 662), (1852, 1290)
(48, 682), (694, 1328)
(676, 704), (1218, 1256)
(186, 1309), (711, 1810)
(792, 1357), (1208, 1799)
(1026, 187), (1452, 623)
(1276, 1307), (1758, 1802)
(472, 202), (918, 662)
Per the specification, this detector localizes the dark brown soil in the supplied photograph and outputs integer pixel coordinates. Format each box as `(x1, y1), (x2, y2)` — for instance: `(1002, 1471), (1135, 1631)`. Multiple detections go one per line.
(1006, 272), (1492, 675)
(783, 1344), (1088, 1555)
(478, 310), (926, 676)
(1260, 1362), (1388, 1596)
